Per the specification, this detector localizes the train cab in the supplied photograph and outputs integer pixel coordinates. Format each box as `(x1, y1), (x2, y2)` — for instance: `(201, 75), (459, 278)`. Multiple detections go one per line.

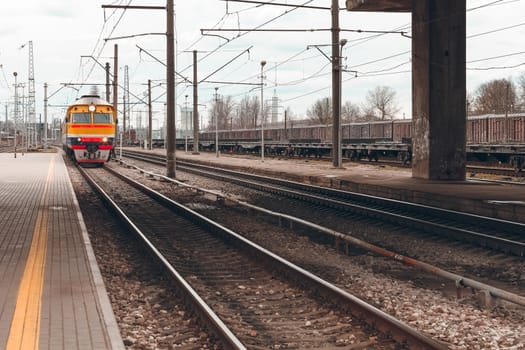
(62, 94), (116, 165)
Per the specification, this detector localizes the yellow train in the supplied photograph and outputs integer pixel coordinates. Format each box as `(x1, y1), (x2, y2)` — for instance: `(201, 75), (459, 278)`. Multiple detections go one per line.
(62, 93), (116, 165)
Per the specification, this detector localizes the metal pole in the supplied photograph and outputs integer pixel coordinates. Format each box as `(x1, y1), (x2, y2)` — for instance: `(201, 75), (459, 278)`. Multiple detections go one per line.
(164, 103), (167, 149)
(113, 44), (118, 159)
(192, 50), (200, 154)
(13, 72), (17, 157)
(260, 60), (266, 162)
(123, 65), (128, 146)
(119, 130), (123, 159)
(185, 94), (188, 131)
(125, 68), (131, 145)
(4, 104), (7, 139)
(284, 109), (287, 138)
(148, 79), (153, 150)
(331, 0), (342, 168)
(504, 82), (509, 143)
(44, 83), (48, 149)
(26, 104), (30, 150)
(22, 86), (26, 154)
(105, 62), (111, 102)
(166, 0), (176, 178)
(215, 87), (219, 158)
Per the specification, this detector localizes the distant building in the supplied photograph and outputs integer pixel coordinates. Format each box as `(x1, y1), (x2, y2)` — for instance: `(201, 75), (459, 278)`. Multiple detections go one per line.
(178, 106), (193, 138)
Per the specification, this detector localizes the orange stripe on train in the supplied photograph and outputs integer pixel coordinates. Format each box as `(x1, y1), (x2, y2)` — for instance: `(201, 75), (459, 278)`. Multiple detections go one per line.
(70, 125), (113, 128)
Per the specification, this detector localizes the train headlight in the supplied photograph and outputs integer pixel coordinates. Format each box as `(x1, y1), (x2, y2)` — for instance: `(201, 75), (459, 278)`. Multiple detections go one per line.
(88, 105), (96, 112)
(102, 137), (108, 143)
(77, 137), (82, 142)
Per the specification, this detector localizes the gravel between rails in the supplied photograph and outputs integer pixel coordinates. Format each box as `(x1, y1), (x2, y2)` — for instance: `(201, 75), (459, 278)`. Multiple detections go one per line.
(106, 159), (525, 350)
(67, 162), (219, 349)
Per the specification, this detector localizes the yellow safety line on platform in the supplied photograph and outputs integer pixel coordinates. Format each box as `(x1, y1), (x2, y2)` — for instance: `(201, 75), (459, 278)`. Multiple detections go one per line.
(6, 155), (55, 350)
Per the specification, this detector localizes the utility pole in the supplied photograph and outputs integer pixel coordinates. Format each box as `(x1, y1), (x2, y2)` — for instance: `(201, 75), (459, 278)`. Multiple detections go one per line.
(105, 62), (111, 102)
(260, 60), (266, 162)
(13, 72), (18, 157)
(214, 87), (219, 158)
(44, 83), (48, 149)
(123, 65), (129, 145)
(284, 109), (287, 139)
(504, 82), (509, 143)
(25, 41), (36, 147)
(100, 1), (175, 175)
(18, 41), (36, 147)
(113, 44), (118, 158)
(148, 79), (153, 150)
(331, 0), (342, 168)
(166, 0), (176, 178)
(125, 66), (130, 145)
(192, 50), (199, 154)
(4, 104), (7, 135)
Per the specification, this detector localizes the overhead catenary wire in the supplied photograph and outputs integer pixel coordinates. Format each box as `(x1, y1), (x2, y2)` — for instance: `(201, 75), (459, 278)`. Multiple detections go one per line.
(180, 0), (315, 73)
(0, 64), (13, 93)
(272, 1), (525, 109)
(130, 0), (524, 115)
(54, 0), (525, 125)
(205, 25), (408, 93)
(81, 0), (134, 91)
(467, 62), (525, 70)
(467, 21), (525, 38)
(222, 0), (329, 10)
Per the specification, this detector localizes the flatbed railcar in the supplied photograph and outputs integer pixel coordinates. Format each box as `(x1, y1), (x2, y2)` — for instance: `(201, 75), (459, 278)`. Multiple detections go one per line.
(466, 114), (525, 170)
(198, 119), (413, 162)
(62, 94), (116, 165)
(174, 113), (525, 171)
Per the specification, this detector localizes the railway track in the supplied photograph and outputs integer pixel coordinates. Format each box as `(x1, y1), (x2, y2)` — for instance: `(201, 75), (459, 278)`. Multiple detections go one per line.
(111, 153), (525, 306)
(467, 164), (525, 178)
(108, 154), (525, 307)
(120, 149), (525, 257)
(0, 144), (15, 153)
(0, 144), (57, 154)
(78, 163), (449, 349)
(161, 148), (524, 178)
(101, 151), (525, 347)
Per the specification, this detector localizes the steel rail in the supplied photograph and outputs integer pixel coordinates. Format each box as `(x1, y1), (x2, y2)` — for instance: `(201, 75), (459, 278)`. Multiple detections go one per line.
(102, 162), (450, 350)
(78, 166), (247, 350)
(118, 150), (525, 256)
(177, 160), (525, 253)
(116, 158), (525, 308)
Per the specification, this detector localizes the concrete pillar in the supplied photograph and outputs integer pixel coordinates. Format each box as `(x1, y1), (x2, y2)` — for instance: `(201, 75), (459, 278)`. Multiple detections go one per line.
(346, 0), (467, 180)
(412, 1), (466, 180)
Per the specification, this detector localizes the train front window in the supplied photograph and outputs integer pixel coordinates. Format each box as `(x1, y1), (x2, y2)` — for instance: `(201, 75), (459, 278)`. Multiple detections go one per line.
(72, 113), (91, 123)
(94, 113), (112, 124)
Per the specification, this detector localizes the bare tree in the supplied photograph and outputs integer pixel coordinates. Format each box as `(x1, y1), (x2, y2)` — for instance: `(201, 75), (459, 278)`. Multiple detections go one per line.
(364, 86), (400, 120)
(517, 73), (525, 112)
(219, 95), (236, 129)
(306, 97), (331, 125)
(237, 95), (259, 129)
(466, 91), (475, 117)
(359, 103), (378, 121)
(474, 78), (517, 114)
(341, 101), (360, 123)
(209, 95), (236, 130)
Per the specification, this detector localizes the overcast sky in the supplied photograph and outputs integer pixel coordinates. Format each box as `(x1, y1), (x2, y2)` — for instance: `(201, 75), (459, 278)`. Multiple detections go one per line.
(1, 0), (524, 128)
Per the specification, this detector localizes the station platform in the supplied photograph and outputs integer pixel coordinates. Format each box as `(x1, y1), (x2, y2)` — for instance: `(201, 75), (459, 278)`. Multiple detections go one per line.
(142, 148), (525, 223)
(0, 152), (123, 350)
